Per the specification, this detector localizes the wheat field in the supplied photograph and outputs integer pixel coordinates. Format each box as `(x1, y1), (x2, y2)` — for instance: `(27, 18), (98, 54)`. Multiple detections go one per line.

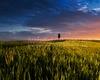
(0, 40), (100, 80)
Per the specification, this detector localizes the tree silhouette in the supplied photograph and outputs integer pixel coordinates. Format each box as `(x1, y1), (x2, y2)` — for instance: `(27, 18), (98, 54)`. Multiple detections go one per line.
(58, 33), (61, 40)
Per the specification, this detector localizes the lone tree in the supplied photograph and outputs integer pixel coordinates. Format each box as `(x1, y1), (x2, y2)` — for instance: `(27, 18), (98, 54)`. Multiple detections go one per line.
(58, 33), (61, 40)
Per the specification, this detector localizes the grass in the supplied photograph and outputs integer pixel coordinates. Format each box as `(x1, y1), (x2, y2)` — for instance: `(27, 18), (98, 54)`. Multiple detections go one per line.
(0, 40), (100, 80)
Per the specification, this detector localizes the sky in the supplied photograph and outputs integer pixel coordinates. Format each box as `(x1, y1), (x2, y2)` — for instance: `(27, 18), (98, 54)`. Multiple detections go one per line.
(0, 0), (100, 41)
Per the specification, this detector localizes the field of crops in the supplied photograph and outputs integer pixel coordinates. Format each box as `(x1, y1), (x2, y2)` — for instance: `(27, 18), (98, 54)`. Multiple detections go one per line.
(0, 40), (100, 80)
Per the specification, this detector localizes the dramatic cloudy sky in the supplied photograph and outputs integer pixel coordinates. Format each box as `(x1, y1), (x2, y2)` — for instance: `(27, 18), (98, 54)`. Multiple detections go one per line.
(0, 0), (100, 40)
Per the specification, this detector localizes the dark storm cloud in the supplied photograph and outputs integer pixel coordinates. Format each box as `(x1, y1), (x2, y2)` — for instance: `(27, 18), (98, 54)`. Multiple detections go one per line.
(0, 32), (17, 41)
(0, 0), (60, 16)
(0, 31), (54, 41)
(24, 10), (100, 32)
(22, 0), (100, 33)
(0, 0), (99, 16)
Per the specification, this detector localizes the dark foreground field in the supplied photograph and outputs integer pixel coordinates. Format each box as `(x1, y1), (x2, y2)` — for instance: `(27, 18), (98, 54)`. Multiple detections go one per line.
(0, 40), (100, 80)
